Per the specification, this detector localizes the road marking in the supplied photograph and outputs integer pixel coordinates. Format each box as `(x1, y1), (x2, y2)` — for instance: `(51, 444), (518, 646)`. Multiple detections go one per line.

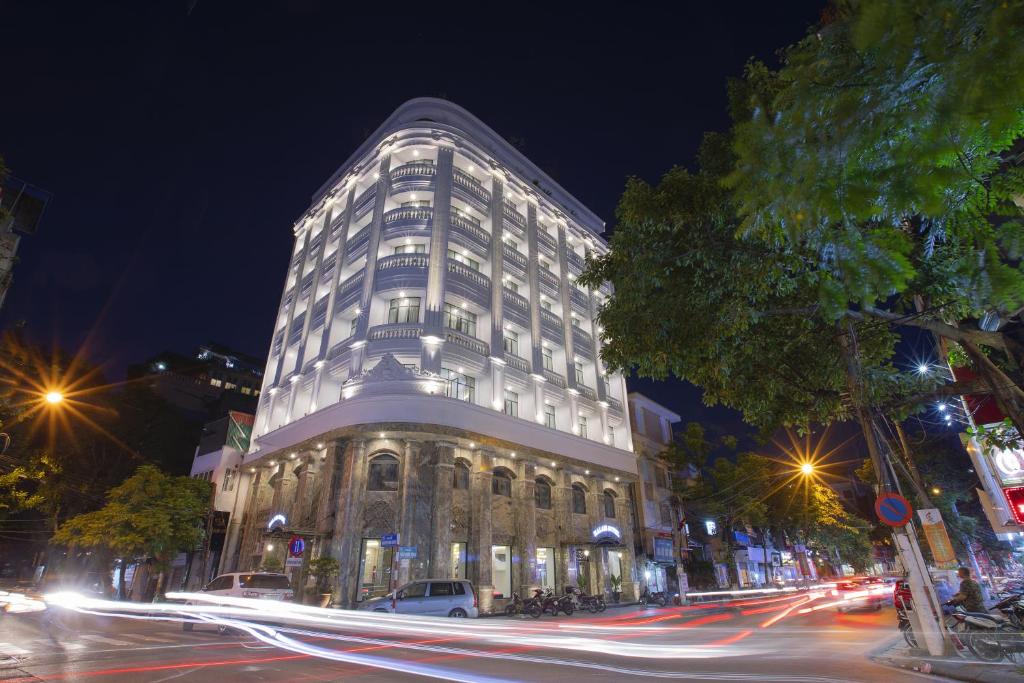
(80, 634), (134, 646)
(0, 642), (32, 655)
(124, 633), (179, 643)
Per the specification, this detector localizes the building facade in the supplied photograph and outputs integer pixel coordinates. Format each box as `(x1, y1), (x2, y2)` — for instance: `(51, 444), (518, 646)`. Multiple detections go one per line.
(627, 393), (685, 595)
(231, 99), (636, 612)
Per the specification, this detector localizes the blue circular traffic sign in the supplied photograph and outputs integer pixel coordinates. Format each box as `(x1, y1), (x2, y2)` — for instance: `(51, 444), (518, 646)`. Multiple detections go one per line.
(875, 493), (913, 527)
(288, 535), (305, 557)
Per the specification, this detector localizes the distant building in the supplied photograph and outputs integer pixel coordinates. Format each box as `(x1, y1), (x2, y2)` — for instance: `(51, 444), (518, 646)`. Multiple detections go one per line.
(128, 342), (263, 421)
(628, 393), (684, 595)
(0, 174), (51, 310)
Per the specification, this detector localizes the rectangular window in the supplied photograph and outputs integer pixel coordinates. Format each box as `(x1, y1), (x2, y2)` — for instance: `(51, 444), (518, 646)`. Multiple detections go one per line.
(544, 404), (556, 429)
(441, 367), (475, 403)
(503, 330), (519, 356)
(388, 297), (421, 324)
(224, 382), (237, 390)
(608, 425), (615, 445)
(655, 467), (668, 489)
(571, 315), (581, 327)
(540, 299), (552, 311)
(503, 279), (519, 294)
(503, 390), (518, 417)
(447, 248), (480, 271)
(222, 468), (235, 492)
(537, 547), (555, 591)
(401, 200), (430, 208)
(451, 543), (467, 579)
(209, 378), (222, 387)
(393, 243), (426, 254)
(357, 539), (394, 602)
(240, 386), (252, 395)
(578, 415), (588, 439)
(574, 360), (585, 385)
(542, 347), (553, 371)
(491, 545), (512, 599)
(443, 303), (477, 337)
(350, 317), (359, 336)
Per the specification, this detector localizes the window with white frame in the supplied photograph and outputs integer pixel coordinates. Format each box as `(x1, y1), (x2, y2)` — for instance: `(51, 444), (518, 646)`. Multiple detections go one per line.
(394, 243), (425, 254)
(443, 303), (477, 336)
(388, 297), (420, 324)
(441, 367), (475, 402)
(578, 415), (588, 438)
(541, 299), (552, 311)
(544, 403), (556, 429)
(503, 390), (518, 417)
(447, 249), (480, 271)
(504, 279), (519, 294)
(350, 317), (359, 336)
(542, 346), (553, 371)
(574, 360), (585, 385)
(503, 330), (519, 356)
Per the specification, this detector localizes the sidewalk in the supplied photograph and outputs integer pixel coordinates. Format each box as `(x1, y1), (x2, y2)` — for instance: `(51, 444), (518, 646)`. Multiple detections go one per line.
(871, 636), (1024, 683)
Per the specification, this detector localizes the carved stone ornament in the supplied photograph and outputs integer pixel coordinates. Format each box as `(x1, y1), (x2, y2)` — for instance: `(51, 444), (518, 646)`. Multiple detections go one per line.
(362, 353), (417, 382)
(362, 499), (396, 536)
(452, 505), (469, 535)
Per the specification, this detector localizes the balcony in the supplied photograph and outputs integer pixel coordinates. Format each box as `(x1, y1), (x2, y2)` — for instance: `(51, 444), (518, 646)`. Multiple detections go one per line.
(345, 225), (371, 264)
(375, 253), (428, 291)
(353, 185), (377, 221)
(445, 328), (489, 357)
(538, 268), (560, 299)
(578, 384), (597, 401)
(537, 230), (557, 259)
(502, 287), (529, 328)
(600, 281), (613, 297)
(606, 396), (623, 413)
(570, 286), (590, 316)
(573, 329), (594, 360)
(502, 201), (526, 239)
(367, 323), (424, 355)
(450, 211), (490, 256)
(446, 258), (491, 309)
(390, 162), (436, 195)
(452, 168), (491, 212)
(540, 308), (562, 344)
(543, 369), (567, 389)
(334, 272), (364, 312)
(502, 243), (527, 278)
(567, 249), (585, 274)
(382, 206), (432, 241)
(505, 353), (529, 374)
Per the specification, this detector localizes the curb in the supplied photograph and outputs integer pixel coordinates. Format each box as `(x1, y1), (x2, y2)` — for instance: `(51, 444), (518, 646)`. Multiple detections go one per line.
(870, 637), (1024, 683)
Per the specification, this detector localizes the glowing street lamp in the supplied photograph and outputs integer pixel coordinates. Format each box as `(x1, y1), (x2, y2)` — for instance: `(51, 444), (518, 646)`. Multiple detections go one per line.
(44, 390), (64, 405)
(917, 363), (930, 375)
(800, 462), (815, 476)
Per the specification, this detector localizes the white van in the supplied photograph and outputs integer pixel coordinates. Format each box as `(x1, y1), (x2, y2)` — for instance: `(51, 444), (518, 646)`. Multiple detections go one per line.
(358, 579), (478, 618)
(183, 572), (294, 631)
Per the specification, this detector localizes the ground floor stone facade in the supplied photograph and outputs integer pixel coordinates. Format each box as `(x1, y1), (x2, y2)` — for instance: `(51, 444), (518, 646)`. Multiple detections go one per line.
(225, 429), (639, 613)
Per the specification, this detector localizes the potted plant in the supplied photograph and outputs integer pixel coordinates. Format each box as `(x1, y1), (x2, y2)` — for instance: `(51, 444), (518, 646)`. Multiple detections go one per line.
(307, 556), (340, 608)
(610, 574), (622, 603)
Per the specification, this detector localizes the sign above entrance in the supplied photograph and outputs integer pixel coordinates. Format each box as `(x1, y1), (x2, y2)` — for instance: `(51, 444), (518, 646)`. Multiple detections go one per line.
(398, 546), (417, 560)
(592, 524), (621, 541)
(381, 533), (399, 548)
(875, 493), (913, 527)
(267, 514), (287, 530)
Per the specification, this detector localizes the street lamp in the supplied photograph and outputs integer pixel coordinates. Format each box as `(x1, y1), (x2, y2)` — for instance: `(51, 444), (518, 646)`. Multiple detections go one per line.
(800, 462), (814, 476)
(44, 390), (64, 405)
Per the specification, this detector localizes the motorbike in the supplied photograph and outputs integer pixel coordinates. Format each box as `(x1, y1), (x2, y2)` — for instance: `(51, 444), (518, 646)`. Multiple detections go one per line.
(539, 588), (574, 616)
(950, 594), (1024, 662)
(566, 586), (606, 613)
(505, 591), (542, 619)
(639, 587), (667, 608)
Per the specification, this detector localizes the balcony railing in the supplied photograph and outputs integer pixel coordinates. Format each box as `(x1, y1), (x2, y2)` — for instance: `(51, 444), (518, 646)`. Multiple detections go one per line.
(334, 272), (364, 312)
(345, 225), (371, 262)
(450, 211), (490, 253)
(578, 384), (597, 401)
(573, 325), (594, 351)
(505, 353), (529, 373)
(453, 168), (491, 208)
(391, 162), (437, 182)
(384, 205), (433, 225)
(353, 185), (377, 220)
(502, 243), (527, 271)
(606, 396), (623, 413)
(445, 329), (489, 357)
(447, 259), (490, 289)
(543, 369), (567, 389)
(537, 230), (557, 258)
(570, 286), (590, 316)
(538, 268), (560, 298)
(502, 201), (526, 239)
(368, 323), (423, 342)
(567, 249), (585, 272)
(540, 308), (562, 330)
(377, 253), (428, 271)
(502, 287), (529, 314)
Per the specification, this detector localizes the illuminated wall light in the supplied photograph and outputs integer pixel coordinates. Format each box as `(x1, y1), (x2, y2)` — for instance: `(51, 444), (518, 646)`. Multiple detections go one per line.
(374, 172), (380, 180)
(267, 544), (275, 551)
(316, 443), (325, 449)
(457, 366), (464, 374)
(510, 452), (516, 458)
(399, 290), (406, 297)
(410, 193), (418, 200)
(461, 302), (467, 309)
(550, 461), (556, 467)
(405, 238), (412, 245)
(493, 399), (503, 410)
(413, 149), (420, 157)
(584, 469), (590, 475)
(379, 432), (386, 438)
(468, 164), (475, 172)
(468, 442), (476, 448)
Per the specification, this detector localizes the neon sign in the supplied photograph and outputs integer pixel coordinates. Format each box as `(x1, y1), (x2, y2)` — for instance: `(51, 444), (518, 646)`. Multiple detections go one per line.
(592, 524), (621, 540)
(267, 514), (287, 530)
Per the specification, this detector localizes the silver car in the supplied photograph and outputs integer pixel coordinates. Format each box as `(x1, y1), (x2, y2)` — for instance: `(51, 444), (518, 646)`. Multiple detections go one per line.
(358, 579), (478, 618)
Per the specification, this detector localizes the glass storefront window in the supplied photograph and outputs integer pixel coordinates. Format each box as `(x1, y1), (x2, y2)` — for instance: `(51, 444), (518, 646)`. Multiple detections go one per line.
(358, 539), (393, 602)
(492, 545), (511, 599)
(607, 549), (623, 584)
(451, 542), (466, 579)
(537, 547), (555, 590)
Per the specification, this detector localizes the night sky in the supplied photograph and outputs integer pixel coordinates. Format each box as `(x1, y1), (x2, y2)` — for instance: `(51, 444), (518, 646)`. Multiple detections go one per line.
(1, 1), (826, 437)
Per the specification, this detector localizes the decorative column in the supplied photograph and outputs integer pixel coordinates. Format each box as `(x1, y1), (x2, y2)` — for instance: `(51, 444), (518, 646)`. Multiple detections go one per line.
(351, 154), (393, 375)
(556, 225), (577, 391)
(315, 442), (342, 535)
(316, 185), (356, 359)
(554, 471), (573, 589)
(589, 477), (607, 596)
(269, 463), (286, 515)
(396, 440), (421, 585)
(514, 461), (538, 595)
(469, 452), (494, 613)
(272, 221), (314, 386)
(332, 440), (368, 608)
(291, 456), (318, 529)
(292, 206), (334, 376)
(421, 147), (455, 374)
(430, 442), (456, 577)
(488, 174), (506, 355)
(617, 492), (639, 601)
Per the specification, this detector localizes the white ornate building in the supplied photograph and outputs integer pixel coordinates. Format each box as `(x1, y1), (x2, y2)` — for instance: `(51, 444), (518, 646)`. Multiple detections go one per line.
(228, 98), (637, 612)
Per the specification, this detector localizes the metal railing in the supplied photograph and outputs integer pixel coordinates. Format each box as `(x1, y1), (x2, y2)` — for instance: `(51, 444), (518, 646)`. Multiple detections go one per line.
(453, 167), (491, 206)
(445, 329), (488, 356)
(543, 369), (567, 388)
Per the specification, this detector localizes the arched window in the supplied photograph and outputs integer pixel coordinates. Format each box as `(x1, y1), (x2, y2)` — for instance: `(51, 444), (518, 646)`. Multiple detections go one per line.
(453, 460), (470, 490)
(535, 479), (552, 510)
(572, 483), (587, 514)
(492, 469), (512, 497)
(603, 490), (617, 518)
(367, 454), (399, 491)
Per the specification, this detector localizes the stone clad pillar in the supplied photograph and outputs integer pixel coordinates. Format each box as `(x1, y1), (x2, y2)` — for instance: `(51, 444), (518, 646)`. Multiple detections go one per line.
(469, 451), (494, 613)
(555, 471), (573, 590)
(430, 442), (456, 578)
(351, 154), (392, 375)
(489, 175), (505, 355)
(272, 221), (313, 386)
(557, 225), (577, 390)
(332, 440), (368, 608)
(317, 186), (356, 360)
(617, 492), (638, 601)
(397, 440), (421, 585)
(526, 202), (544, 374)
(421, 147), (455, 374)
(515, 461), (538, 595)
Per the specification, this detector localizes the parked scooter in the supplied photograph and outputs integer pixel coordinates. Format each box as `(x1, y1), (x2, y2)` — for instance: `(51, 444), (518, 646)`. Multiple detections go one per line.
(639, 586), (667, 608)
(505, 591), (543, 619)
(949, 594), (1024, 662)
(566, 586), (606, 613)
(539, 588), (574, 616)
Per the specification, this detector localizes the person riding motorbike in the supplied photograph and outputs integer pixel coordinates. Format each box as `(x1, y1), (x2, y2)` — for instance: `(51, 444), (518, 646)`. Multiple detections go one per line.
(949, 567), (986, 614)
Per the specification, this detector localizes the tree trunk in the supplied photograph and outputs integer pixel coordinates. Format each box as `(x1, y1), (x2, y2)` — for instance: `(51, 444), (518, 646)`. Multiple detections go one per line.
(118, 560), (128, 601)
(963, 340), (1024, 436)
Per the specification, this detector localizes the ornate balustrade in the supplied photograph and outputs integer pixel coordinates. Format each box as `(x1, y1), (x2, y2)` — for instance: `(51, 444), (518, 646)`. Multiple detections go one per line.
(445, 329), (488, 357)
(543, 369), (567, 389)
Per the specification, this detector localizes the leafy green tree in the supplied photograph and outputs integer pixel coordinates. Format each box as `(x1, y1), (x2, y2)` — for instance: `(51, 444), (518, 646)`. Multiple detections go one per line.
(53, 465), (211, 599)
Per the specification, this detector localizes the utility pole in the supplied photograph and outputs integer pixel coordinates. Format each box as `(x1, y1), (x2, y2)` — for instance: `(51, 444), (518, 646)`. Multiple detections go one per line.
(839, 322), (948, 656)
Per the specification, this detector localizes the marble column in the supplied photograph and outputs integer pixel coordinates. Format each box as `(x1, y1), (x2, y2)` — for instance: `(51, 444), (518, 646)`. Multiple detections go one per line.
(469, 452), (494, 613)
(351, 154), (392, 375)
(514, 461), (538, 595)
(420, 146), (455, 374)
(397, 440), (421, 585)
(272, 221), (313, 386)
(314, 442), (342, 535)
(332, 440), (368, 608)
(525, 202), (544, 374)
(617, 493), (639, 601)
(430, 442), (456, 577)
(554, 471), (573, 589)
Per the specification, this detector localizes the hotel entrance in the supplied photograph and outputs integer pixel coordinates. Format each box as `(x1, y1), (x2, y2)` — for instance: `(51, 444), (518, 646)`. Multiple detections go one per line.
(357, 538), (394, 602)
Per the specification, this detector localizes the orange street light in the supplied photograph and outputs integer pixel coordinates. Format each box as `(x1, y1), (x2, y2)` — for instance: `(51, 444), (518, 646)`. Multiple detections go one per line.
(44, 390), (65, 405)
(800, 462), (815, 476)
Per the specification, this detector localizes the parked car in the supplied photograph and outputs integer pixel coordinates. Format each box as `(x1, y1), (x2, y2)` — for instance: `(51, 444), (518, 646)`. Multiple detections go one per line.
(358, 579), (478, 618)
(183, 572), (293, 631)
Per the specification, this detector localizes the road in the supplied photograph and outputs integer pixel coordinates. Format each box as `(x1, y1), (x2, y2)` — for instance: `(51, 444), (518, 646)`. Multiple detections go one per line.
(0, 594), (940, 683)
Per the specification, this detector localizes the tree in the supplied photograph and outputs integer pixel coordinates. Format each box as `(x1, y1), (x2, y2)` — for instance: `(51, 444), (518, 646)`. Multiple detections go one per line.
(53, 465), (211, 599)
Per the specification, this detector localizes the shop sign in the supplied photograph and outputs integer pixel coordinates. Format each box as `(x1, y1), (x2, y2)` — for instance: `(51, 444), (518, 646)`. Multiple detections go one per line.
(380, 533), (399, 548)
(285, 557), (303, 567)
(733, 530), (751, 545)
(916, 509), (956, 569)
(653, 537), (674, 563)
(267, 513), (287, 530)
(992, 448), (1024, 486)
(398, 546), (417, 560)
(1005, 486), (1024, 524)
